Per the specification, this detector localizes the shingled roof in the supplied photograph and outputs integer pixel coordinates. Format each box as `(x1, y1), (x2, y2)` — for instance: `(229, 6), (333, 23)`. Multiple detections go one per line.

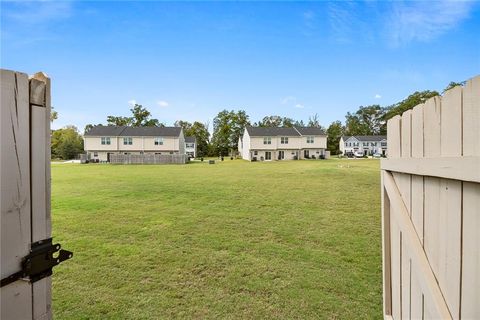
(295, 127), (326, 136)
(185, 136), (196, 143)
(342, 135), (387, 142)
(245, 126), (326, 137)
(84, 125), (182, 137)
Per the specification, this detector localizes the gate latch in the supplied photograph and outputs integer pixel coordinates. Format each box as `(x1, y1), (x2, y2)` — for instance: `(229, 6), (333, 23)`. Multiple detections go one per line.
(1, 238), (73, 288)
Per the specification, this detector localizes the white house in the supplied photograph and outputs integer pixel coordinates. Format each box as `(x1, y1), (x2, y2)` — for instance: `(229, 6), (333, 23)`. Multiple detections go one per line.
(84, 125), (185, 162)
(185, 136), (197, 158)
(239, 127), (327, 161)
(339, 135), (387, 156)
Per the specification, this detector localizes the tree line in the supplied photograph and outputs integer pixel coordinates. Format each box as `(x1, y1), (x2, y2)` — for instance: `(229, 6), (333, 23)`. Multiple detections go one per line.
(51, 81), (464, 159)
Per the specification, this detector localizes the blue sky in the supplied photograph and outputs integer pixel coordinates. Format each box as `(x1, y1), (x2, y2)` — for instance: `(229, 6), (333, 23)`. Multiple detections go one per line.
(1, 1), (479, 131)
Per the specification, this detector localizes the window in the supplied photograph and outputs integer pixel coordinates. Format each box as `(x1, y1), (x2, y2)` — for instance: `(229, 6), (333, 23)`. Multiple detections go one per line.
(307, 136), (314, 144)
(154, 137), (164, 145)
(372, 142), (377, 146)
(363, 142), (368, 147)
(101, 137), (111, 145)
(280, 137), (289, 144)
(123, 137), (133, 145)
(93, 152), (98, 157)
(254, 151), (258, 155)
(263, 137), (271, 145)
(124, 152), (130, 155)
(186, 143), (195, 148)
(381, 142), (387, 147)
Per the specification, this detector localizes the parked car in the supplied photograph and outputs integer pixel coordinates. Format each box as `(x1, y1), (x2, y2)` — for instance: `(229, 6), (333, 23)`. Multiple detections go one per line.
(372, 153), (382, 158)
(354, 151), (364, 158)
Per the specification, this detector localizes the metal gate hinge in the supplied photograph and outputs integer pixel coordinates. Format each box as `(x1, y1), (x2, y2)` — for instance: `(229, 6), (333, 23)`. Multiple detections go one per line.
(1, 238), (73, 288)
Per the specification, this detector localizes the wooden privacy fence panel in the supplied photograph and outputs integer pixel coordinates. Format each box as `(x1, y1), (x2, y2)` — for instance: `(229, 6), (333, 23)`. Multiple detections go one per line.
(109, 153), (187, 164)
(381, 76), (480, 320)
(1, 70), (52, 319)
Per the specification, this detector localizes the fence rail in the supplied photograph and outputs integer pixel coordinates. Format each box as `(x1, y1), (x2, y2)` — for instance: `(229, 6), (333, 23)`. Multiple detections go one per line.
(381, 75), (480, 319)
(109, 153), (187, 164)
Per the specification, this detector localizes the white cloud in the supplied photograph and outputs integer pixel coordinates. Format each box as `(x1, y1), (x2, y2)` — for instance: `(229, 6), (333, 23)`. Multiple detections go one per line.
(295, 104), (305, 109)
(374, 94), (382, 99)
(157, 100), (169, 108)
(128, 99), (137, 106)
(281, 96), (296, 104)
(387, 1), (475, 47)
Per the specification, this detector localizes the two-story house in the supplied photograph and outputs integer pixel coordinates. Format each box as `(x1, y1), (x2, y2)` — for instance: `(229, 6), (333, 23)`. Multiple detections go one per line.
(339, 135), (387, 156)
(185, 136), (197, 158)
(239, 127), (327, 161)
(84, 125), (185, 162)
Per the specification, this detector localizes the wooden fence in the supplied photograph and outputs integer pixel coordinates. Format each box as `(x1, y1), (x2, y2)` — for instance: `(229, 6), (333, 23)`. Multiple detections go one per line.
(381, 76), (479, 319)
(1, 70), (52, 319)
(109, 153), (187, 164)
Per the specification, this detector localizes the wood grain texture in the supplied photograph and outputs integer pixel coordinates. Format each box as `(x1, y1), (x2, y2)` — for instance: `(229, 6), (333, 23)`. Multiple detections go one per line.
(461, 75), (480, 319)
(1, 70), (33, 319)
(30, 73), (52, 320)
(384, 171), (452, 319)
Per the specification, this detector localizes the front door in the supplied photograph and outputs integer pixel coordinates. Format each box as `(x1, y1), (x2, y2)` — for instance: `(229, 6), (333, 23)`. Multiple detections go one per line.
(265, 151), (271, 160)
(278, 151), (285, 160)
(304, 150), (309, 158)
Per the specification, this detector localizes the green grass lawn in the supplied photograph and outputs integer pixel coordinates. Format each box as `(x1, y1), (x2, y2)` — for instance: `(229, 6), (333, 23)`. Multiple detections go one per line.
(52, 158), (382, 319)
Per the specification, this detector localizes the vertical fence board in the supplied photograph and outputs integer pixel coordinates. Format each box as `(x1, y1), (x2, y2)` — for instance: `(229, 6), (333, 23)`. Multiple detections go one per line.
(390, 217), (402, 320)
(31, 100), (50, 319)
(1, 70), (33, 319)
(423, 95), (443, 316)
(461, 76), (480, 319)
(387, 115), (402, 319)
(411, 104), (424, 244)
(461, 182), (480, 319)
(438, 86), (463, 319)
(399, 110), (412, 318)
(381, 172), (392, 316)
(387, 116), (401, 158)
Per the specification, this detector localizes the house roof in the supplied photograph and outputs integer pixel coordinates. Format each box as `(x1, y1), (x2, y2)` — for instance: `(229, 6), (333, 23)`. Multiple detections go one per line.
(246, 127), (301, 137)
(84, 125), (182, 137)
(185, 136), (196, 143)
(295, 127), (326, 136)
(342, 135), (387, 142)
(84, 125), (126, 136)
(245, 126), (326, 137)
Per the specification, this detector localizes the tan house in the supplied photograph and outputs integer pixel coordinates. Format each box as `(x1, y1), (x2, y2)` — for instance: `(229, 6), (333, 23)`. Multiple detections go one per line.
(239, 127), (327, 161)
(84, 126), (185, 162)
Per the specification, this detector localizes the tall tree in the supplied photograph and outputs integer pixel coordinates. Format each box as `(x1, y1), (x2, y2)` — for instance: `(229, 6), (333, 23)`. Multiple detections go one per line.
(107, 104), (163, 127)
(174, 120), (193, 133)
(307, 113), (321, 128)
(255, 115), (299, 127)
(51, 106), (58, 122)
(345, 105), (385, 135)
(326, 121), (344, 155)
(383, 91), (439, 123)
(189, 121), (210, 157)
(107, 116), (132, 126)
(442, 81), (466, 93)
(51, 125), (84, 160)
(212, 110), (250, 156)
